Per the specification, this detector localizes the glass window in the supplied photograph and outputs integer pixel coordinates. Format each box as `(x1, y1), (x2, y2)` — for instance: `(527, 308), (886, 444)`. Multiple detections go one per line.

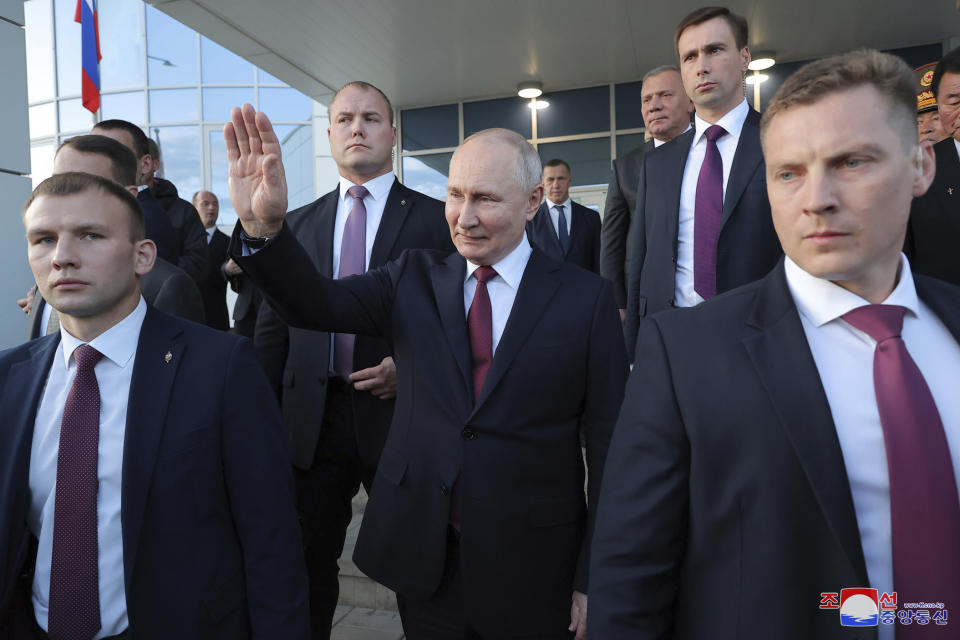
(98, 0), (145, 90)
(402, 104), (458, 152)
(24, 0), (56, 103)
(55, 0), (82, 96)
(616, 133), (646, 158)
(402, 153), (453, 201)
(536, 86), (610, 139)
(257, 69), (287, 86)
(463, 97), (531, 139)
(201, 36), (254, 85)
(31, 139), (57, 186)
(537, 137), (611, 187)
(281, 125), (316, 210)
(152, 125), (202, 198)
(146, 5), (198, 86)
(101, 91), (146, 124)
(150, 88), (199, 123)
(203, 87), (254, 122)
(208, 129), (234, 224)
(59, 98), (95, 133)
(259, 87), (312, 122)
(29, 103), (57, 139)
(615, 81), (645, 130)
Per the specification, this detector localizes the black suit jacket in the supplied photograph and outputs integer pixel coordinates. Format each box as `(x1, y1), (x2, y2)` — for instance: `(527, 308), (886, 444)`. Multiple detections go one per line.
(526, 200), (601, 273)
(624, 108), (782, 357)
(233, 225), (627, 638)
(908, 137), (960, 286)
(601, 139), (655, 307)
(198, 229), (231, 331)
(231, 274), (262, 339)
(254, 179), (453, 473)
(28, 258), (205, 339)
(589, 262), (960, 638)
(142, 178), (210, 283)
(0, 307), (309, 639)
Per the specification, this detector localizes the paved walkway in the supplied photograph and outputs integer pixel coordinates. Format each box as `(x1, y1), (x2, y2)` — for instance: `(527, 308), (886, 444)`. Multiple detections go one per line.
(331, 605), (404, 640)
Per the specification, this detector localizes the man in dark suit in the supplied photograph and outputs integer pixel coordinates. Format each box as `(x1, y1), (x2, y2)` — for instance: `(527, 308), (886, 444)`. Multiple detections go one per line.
(526, 158), (601, 273)
(192, 190), (232, 331)
(251, 81), (452, 640)
(0, 172), (309, 639)
(909, 46), (960, 287)
(226, 104), (627, 639)
(589, 50), (960, 640)
(623, 7), (782, 357)
(601, 66), (693, 315)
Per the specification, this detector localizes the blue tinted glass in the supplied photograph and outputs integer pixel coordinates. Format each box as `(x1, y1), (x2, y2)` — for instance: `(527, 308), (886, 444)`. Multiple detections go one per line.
(59, 98), (95, 134)
(616, 133), (646, 158)
(146, 5), (198, 86)
(203, 87), (254, 122)
(402, 104), (458, 152)
(258, 69), (287, 86)
(537, 137), (611, 187)
(615, 82), (645, 130)
(153, 125), (202, 197)
(101, 91), (146, 124)
(208, 129), (233, 224)
(30, 103), (57, 139)
(201, 36), (254, 84)
(98, 0), (145, 90)
(259, 87), (312, 122)
(55, 0), (81, 96)
(463, 97), (531, 138)
(402, 154), (453, 201)
(149, 88), (199, 123)
(281, 125), (316, 210)
(24, 0), (56, 102)
(536, 86), (609, 139)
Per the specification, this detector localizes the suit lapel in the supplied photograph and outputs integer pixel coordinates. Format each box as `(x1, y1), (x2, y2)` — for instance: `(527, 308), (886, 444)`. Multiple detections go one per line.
(742, 263), (869, 584)
(471, 250), (560, 413)
(721, 109), (764, 229)
(430, 253), (473, 402)
(532, 202), (564, 259)
(308, 188), (338, 277)
(121, 307), (185, 588)
(370, 179), (412, 268)
(568, 203), (584, 253)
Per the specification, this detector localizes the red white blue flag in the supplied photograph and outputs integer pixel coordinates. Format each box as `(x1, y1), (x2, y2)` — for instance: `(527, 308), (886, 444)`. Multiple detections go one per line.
(74, 0), (102, 113)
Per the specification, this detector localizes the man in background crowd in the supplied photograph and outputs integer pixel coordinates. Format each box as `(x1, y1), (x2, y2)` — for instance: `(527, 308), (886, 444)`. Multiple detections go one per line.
(193, 190), (232, 331)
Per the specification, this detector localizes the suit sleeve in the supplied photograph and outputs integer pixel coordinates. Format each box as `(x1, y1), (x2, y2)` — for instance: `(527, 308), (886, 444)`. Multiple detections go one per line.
(623, 157), (649, 361)
(587, 318), (689, 638)
(152, 271), (206, 325)
(590, 212), (602, 275)
(574, 278), (629, 592)
(175, 202), (211, 282)
(601, 160), (630, 308)
(219, 338), (309, 639)
(253, 299), (288, 398)
(230, 221), (395, 343)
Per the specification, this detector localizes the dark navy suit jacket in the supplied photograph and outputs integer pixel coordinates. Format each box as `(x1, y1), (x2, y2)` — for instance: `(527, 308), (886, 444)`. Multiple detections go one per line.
(526, 200), (601, 274)
(908, 137), (960, 287)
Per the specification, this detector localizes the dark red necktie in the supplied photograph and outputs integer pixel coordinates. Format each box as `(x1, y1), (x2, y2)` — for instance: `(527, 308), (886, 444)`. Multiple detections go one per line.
(842, 305), (960, 632)
(694, 124), (727, 299)
(48, 344), (103, 640)
(467, 266), (497, 402)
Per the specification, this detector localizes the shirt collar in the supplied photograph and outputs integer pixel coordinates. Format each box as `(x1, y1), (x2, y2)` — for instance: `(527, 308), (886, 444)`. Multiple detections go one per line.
(464, 232), (533, 291)
(544, 197), (572, 210)
(953, 138), (960, 162)
(653, 124), (692, 147)
(693, 98), (748, 145)
(205, 226), (216, 242)
(784, 254), (920, 328)
(339, 171), (395, 206)
(60, 297), (148, 369)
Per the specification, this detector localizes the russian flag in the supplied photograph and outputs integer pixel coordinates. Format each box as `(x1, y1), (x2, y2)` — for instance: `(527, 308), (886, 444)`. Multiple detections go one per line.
(74, 0), (101, 113)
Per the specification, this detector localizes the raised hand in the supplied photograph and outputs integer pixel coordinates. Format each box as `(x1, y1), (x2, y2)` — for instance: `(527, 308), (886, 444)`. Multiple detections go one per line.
(224, 103), (288, 237)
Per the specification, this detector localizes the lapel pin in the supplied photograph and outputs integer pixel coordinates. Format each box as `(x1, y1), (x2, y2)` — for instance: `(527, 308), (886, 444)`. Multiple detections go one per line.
(400, 199), (407, 206)
(164, 351), (172, 363)
(949, 187), (954, 196)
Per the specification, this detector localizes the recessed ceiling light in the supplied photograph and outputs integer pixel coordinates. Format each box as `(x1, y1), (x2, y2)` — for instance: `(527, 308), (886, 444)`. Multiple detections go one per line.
(748, 53), (776, 71)
(745, 73), (769, 85)
(518, 81), (543, 99)
(527, 100), (549, 110)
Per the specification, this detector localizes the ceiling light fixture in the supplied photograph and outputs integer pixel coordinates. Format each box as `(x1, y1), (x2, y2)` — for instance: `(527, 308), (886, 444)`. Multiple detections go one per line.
(527, 99), (549, 110)
(745, 73), (769, 85)
(748, 52), (776, 71)
(517, 81), (543, 99)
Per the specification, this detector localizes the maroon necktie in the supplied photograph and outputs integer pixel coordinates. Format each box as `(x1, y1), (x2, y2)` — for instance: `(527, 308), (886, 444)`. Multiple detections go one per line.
(334, 185), (368, 379)
(842, 305), (960, 630)
(48, 344), (104, 640)
(694, 124), (727, 299)
(467, 266), (497, 402)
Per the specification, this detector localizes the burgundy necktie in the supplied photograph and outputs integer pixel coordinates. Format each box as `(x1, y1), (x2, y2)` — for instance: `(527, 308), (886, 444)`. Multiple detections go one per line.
(694, 124), (727, 300)
(842, 305), (960, 632)
(48, 344), (104, 640)
(467, 266), (497, 402)
(334, 185), (368, 379)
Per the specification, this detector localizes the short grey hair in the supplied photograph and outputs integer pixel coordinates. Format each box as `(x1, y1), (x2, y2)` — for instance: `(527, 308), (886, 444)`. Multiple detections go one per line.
(457, 128), (542, 192)
(642, 65), (680, 83)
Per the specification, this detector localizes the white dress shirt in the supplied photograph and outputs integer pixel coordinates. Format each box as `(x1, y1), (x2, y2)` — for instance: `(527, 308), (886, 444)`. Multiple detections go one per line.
(544, 197), (572, 240)
(205, 226), (216, 244)
(463, 234), (532, 355)
(954, 138), (960, 162)
(28, 297), (147, 638)
(675, 99), (750, 308)
(785, 256), (960, 640)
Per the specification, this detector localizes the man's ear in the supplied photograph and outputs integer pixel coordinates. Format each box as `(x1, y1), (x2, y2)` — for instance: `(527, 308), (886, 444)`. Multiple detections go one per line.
(134, 238), (157, 276)
(913, 141), (936, 198)
(526, 184), (544, 221)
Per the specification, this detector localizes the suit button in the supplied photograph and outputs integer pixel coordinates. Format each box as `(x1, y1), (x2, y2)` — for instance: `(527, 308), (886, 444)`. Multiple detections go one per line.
(462, 428), (476, 440)
(440, 484), (449, 496)
(668, 298), (675, 307)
